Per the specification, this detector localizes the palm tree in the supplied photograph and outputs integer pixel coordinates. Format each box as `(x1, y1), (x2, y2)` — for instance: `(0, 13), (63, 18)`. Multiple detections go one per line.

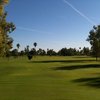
(16, 43), (20, 51)
(33, 42), (37, 48)
(26, 45), (29, 53)
(33, 42), (37, 57)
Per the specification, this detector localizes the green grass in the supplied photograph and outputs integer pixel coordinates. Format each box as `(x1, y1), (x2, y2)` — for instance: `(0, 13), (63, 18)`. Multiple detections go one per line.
(0, 56), (100, 100)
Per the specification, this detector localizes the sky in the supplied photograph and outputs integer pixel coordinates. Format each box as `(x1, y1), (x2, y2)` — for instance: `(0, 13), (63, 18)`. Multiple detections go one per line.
(5, 0), (100, 51)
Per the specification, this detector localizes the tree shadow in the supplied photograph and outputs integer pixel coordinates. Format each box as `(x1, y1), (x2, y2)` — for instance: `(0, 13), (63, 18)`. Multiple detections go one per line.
(53, 64), (100, 70)
(30, 59), (95, 63)
(72, 77), (100, 88)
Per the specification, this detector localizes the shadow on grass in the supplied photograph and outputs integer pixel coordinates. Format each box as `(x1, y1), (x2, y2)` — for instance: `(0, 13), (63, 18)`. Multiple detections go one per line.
(53, 64), (100, 70)
(73, 77), (100, 88)
(31, 59), (95, 63)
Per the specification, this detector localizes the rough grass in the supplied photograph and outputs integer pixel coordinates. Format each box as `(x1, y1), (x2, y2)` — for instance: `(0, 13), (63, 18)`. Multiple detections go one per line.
(0, 56), (100, 100)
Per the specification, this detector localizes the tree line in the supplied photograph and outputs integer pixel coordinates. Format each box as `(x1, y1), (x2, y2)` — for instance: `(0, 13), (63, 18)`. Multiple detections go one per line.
(0, 0), (100, 61)
(9, 43), (91, 60)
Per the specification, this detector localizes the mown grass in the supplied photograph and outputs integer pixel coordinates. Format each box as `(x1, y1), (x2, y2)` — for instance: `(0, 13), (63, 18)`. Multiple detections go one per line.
(0, 56), (100, 100)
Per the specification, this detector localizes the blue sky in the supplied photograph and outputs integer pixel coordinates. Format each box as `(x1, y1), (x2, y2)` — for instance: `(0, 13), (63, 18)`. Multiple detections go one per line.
(5, 0), (100, 51)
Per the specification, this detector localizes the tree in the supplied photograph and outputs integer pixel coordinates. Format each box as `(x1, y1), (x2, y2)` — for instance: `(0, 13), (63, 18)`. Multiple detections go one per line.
(0, 0), (9, 15)
(27, 48), (36, 60)
(33, 42), (37, 48)
(24, 45), (29, 55)
(37, 48), (46, 56)
(0, 0), (16, 56)
(58, 48), (78, 56)
(16, 43), (20, 50)
(82, 47), (90, 56)
(47, 49), (57, 56)
(11, 49), (18, 58)
(27, 51), (33, 60)
(33, 42), (37, 57)
(87, 25), (100, 61)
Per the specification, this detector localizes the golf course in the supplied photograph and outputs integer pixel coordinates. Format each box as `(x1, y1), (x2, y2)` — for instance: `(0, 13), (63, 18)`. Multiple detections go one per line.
(1, 0), (100, 100)
(0, 56), (100, 100)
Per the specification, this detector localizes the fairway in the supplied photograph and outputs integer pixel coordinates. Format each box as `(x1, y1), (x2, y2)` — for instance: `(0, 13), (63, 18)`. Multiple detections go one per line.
(0, 56), (100, 100)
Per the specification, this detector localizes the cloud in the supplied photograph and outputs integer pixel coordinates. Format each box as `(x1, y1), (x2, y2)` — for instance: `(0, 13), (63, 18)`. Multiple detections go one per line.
(62, 0), (96, 25)
(17, 26), (52, 35)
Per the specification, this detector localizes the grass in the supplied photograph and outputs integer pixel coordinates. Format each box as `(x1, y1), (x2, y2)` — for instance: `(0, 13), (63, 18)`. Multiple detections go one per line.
(0, 56), (100, 100)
